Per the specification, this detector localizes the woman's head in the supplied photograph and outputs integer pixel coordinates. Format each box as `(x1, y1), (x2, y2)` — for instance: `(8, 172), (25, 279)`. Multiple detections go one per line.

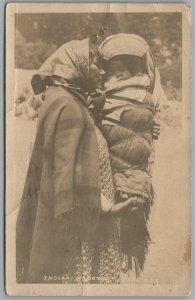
(32, 38), (106, 96)
(88, 41), (105, 91)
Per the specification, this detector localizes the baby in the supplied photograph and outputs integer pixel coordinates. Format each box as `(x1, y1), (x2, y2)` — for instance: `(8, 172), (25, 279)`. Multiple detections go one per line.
(101, 55), (157, 207)
(97, 34), (165, 275)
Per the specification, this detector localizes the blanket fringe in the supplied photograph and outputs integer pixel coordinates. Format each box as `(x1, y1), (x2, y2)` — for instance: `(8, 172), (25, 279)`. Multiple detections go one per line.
(120, 197), (152, 277)
(52, 206), (101, 247)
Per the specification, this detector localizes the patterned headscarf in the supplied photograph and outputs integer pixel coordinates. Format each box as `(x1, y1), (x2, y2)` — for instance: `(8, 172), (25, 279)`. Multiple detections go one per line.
(31, 38), (89, 96)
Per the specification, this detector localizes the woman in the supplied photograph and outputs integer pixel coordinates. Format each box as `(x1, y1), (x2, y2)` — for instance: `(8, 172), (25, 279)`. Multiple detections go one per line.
(16, 37), (134, 284)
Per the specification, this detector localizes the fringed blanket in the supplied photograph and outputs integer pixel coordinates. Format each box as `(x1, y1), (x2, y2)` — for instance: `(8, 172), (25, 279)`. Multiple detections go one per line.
(16, 86), (102, 283)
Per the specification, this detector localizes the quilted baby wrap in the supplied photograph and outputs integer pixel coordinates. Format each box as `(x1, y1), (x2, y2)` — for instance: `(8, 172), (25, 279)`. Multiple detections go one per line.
(101, 84), (155, 276)
(102, 103), (155, 201)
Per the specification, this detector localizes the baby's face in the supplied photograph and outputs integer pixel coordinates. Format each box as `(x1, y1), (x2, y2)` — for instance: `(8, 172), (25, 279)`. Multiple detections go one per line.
(104, 58), (133, 88)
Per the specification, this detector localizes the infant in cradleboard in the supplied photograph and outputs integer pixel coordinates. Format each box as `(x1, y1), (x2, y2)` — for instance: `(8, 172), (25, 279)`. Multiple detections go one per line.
(96, 34), (166, 276)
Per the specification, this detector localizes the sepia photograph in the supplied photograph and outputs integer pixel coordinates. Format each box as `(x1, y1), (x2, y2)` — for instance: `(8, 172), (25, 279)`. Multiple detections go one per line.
(6, 3), (191, 296)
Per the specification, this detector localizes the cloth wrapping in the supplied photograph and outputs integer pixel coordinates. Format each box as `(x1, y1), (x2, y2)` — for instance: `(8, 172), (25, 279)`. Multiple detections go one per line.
(101, 94), (154, 277)
(101, 75), (155, 201)
(101, 75), (155, 276)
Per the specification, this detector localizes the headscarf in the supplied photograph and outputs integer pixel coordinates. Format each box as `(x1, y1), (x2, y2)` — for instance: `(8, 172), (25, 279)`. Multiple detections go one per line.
(99, 33), (167, 107)
(31, 38), (90, 103)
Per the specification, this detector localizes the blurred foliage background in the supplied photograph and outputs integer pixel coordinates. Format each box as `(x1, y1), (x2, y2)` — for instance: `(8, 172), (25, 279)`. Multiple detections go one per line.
(14, 13), (182, 122)
(15, 13), (182, 90)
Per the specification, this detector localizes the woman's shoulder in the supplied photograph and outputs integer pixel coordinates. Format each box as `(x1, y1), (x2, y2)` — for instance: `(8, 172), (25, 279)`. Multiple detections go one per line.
(43, 86), (79, 106)
(37, 86), (87, 130)
(41, 86), (84, 115)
